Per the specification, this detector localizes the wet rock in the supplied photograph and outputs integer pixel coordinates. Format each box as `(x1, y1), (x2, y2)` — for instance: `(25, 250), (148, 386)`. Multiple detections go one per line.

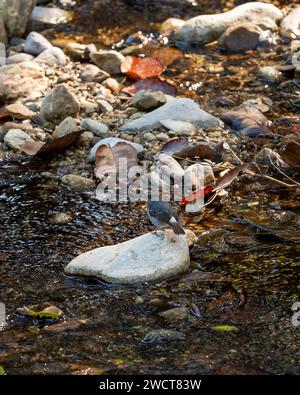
(65, 43), (96, 62)
(40, 84), (80, 125)
(61, 174), (95, 190)
(122, 98), (222, 133)
(132, 90), (167, 111)
(159, 306), (190, 322)
(218, 23), (262, 53)
(4, 129), (33, 150)
(80, 64), (109, 83)
(80, 118), (109, 137)
(34, 47), (67, 66)
(6, 53), (34, 64)
(90, 50), (125, 74)
(64, 229), (195, 284)
(24, 32), (52, 56)
(53, 117), (79, 139)
(78, 131), (94, 146)
(143, 329), (185, 343)
(96, 99), (113, 113)
(0, 15), (7, 44)
(0, 0), (36, 37)
(88, 137), (144, 162)
(258, 66), (283, 82)
(160, 119), (195, 136)
(156, 132), (169, 142)
(5, 103), (34, 120)
(174, 2), (283, 44)
(0, 61), (47, 102)
(50, 213), (73, 224)
(29, 6), (73, 31)
(280, 6), (300, 40)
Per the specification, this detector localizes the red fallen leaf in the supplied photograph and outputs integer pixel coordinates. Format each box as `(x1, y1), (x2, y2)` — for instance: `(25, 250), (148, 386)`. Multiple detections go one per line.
(181, 186), (214, 207)
(20, 131), (82, 156)
(122, 76), (177, 96)
(152, 47), (182, 67)
(121, 56), (165, 80)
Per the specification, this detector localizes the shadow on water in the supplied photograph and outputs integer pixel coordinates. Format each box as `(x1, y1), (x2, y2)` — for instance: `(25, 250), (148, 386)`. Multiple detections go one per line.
(0, 0), (300, 375)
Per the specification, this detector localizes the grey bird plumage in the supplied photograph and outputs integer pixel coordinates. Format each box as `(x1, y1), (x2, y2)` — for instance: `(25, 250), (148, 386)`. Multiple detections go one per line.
(147, 200), (185, 235)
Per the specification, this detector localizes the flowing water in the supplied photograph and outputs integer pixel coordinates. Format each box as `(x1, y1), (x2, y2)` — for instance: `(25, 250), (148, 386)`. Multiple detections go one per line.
(0, 0), (300, 374)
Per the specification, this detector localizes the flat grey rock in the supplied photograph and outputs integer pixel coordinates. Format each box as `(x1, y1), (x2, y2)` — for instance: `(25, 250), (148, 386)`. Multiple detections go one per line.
(121, 98), (222, 133)
(65, 230), (196, 284)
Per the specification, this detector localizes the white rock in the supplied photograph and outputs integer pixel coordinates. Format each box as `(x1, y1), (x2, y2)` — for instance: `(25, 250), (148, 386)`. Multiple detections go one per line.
(4, 129), (33, 150)
(121, 98), (222, 133)
(34, 47), (67, 65)
(80, 118), (109, 137)
(64, 230), (196, 284)
(160, 119), (196, 136)
(175, 2), (283, 44)
(6, 53), (34, 64)
(24, 31), (52, 55)
(280, 6), (300, 40)
(88, 137), (144, 162)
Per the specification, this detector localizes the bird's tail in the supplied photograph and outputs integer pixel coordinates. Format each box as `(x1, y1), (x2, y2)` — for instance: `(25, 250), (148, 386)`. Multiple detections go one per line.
(170, 221), (185, 235)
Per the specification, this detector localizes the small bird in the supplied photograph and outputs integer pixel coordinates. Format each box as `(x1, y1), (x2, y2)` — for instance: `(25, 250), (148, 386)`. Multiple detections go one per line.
(147, 200), (185, 235)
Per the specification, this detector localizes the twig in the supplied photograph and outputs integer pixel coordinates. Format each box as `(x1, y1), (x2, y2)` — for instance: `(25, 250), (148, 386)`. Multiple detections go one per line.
(245, 170), (298, 188)
(226, 143), (244, 165)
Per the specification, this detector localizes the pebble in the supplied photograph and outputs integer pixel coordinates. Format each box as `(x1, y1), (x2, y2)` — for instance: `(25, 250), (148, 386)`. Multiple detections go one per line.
(80, 64), (109, 83)
(156, 132), (169, 142)
(24, 31), (52, 55)
(90, 50), (125, 74)
(5, 103), (34, 120)
(132, 90), (167, 111)
(80, 118), (109, 137)
(6, 53), (34, 64)
(158, 307), (190, 322)
(142, 132), (156, 142)
(34, 46), (67, 66)
(61, 174), (95, 190)
(78, 131), (94, 146)
(50, 213), (73, 224)
(53, 116), (79, 139)
(259, 66), (283, 82)
(96, 99), (113, 113)
(4, 129), (34, 150)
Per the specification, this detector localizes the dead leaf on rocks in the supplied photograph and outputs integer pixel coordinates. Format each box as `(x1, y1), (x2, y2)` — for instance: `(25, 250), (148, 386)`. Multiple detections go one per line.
(121, 56), (165, 79)
(280, 140), (300, 170)
(162, 138), (218, 160)
(43, 319), (87, 333)
(20, 131), (82, 156)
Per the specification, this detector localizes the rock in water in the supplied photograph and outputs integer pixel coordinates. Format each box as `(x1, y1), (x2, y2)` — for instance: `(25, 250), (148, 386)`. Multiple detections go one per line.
(24, 32), (52, 55)
(29, 6), (73, 30)
(121, 98), (222, 133)
(64, 230), (196, 284)
(280, 6), (300, 40)
(174, 2), (283, 44)
(40, 84), (80, 125)
(0, 0), (35, 37)
(218, 23), (262, 53)
(0, 61), (48, 102)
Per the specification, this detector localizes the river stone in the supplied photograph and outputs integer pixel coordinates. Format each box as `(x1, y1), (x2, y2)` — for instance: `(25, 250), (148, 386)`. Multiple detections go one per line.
(80, 118), (109, 137)
(88, 137), (144, 162)
(64, 43), (97, 62)
(218, 23), (262, 52)
(80, 64), (109, 82)
(6, 53), (34, 64)
(61, 174), (95, 190)
(4, 129), (33, 150)
(29, 6), (73, 30)
(160, 119), (195, 136)
(0, 61), (48, 102)
(90, 50), (125, 74)
(40, 84), (80, 125)
(121, 98), (222, 133)
(53, 116), (79, 139)
(280, 6), (300, 40)
(34, 47), (67, 65)
(258, 66), (283, 82)
(174, 2), (283, 44)
(0, 0), (36, 37)
(24, 32), (52, 56)
(5, 103), (34, 120)
(132, 90), (167, 111)
(64, 229), (196, 284)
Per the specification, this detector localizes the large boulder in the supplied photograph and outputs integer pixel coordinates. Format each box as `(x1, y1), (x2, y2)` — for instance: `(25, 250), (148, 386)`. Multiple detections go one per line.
(174, 2), (283, 44)
(0, 61), (47, 103)
(65, 230), (196, 284)
(40, 84), (80, 125)
(121, 98), (222, 133)
(0, 0), (36, 37)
